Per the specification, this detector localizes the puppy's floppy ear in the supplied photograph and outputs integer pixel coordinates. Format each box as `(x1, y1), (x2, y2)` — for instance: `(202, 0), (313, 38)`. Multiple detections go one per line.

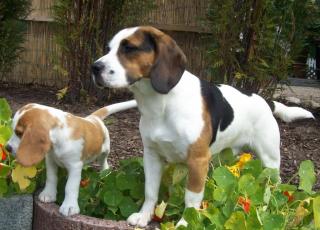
(16, 123), (51, 167)
(148, 32), (187, 94)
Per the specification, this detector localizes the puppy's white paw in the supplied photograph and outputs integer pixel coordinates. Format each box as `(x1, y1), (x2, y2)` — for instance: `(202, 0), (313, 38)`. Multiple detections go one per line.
(176, 218), (188, 227)
(127, 212), (152, 227)
(39, 190), (56, 203)
(59, 200), (80, 216)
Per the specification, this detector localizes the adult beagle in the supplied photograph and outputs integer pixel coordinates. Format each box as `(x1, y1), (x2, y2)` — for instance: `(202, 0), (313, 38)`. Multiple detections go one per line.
(91, 26), (314, 227)
(5, 101), (137, 216)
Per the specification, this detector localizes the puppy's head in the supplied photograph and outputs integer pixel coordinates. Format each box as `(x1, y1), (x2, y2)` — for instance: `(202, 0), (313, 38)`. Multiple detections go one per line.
(6, 104), (53, 167)
(91, 26), (187, 94)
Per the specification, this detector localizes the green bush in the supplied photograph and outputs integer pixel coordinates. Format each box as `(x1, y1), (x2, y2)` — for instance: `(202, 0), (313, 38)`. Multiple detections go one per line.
(205, 0), (320, 97)
(58, 149), (320, 229)
(53, 0), (155, 103)
(0, 0), (31, 79)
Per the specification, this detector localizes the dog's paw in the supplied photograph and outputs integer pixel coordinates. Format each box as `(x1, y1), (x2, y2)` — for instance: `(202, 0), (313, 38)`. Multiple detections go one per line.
(39, 190), (56, 203)
(127, 212), (152, 227)
(176, 218), (188, 227)
(59, 201), (80, 216)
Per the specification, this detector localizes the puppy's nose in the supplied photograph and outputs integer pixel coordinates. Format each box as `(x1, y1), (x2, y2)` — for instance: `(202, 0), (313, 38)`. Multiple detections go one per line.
(91, 61), (105, 76)
(5, 144), (12, 153)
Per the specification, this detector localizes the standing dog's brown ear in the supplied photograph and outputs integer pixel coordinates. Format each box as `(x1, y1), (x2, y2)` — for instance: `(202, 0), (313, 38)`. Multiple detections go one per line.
(16, 123), (51, 167)
(148, 31), (187, 94)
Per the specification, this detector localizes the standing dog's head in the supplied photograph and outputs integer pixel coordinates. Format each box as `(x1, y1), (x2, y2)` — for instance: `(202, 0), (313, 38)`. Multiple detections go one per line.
(91, 26), (187, 94)
(6, 104), (54, 167)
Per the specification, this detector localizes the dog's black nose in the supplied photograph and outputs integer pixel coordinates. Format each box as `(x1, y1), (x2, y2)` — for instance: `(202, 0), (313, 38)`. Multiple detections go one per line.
(91, 61), (105, 76)
(5, 144), (12, 153)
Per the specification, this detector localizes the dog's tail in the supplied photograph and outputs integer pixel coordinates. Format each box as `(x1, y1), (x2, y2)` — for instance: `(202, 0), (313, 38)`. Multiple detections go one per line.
(90, 100), (137, 120)
(269, 101), (315, 122)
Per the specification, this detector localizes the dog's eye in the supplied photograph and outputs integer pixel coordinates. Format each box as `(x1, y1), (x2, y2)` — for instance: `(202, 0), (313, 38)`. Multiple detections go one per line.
(122, 42), (139, 54)
(15, 130), (23, 137)
(106, 46), (110, 53)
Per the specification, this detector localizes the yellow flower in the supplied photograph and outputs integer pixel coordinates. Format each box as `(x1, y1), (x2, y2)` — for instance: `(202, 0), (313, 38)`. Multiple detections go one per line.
(11, 164), (37, 190)
(238, 153), (252, 168)
(227, 165), (240, 177)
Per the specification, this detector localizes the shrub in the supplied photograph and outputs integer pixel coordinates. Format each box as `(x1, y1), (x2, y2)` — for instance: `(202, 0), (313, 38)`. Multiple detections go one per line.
(0, 0), (31, 79)
(205, 0), (320, 98)
(53, 0), (155, 103)
(58, 148), (320, 229)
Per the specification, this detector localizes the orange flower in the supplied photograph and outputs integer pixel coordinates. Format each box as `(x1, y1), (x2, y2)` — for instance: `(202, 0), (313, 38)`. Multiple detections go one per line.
(0, 144), (6, 161)
(80, 178), (90, 187)
(200, 200), (209, 210)
(238, 196), (251, 213)
(283, 191), (294, 202)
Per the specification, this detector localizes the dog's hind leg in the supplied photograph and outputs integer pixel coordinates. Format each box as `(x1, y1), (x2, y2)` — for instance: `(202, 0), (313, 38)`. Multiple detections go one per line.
(252, 118), (281, 170)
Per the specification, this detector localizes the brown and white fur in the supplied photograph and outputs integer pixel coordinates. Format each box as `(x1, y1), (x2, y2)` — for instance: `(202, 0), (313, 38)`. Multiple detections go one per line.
(6, 100), (137, 216)
(91, 26), (315, 227)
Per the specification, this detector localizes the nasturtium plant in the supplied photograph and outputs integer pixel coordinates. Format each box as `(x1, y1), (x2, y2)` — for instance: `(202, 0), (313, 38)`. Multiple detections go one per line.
(66, 148), (320, 230)
(0, 98), (42, 197)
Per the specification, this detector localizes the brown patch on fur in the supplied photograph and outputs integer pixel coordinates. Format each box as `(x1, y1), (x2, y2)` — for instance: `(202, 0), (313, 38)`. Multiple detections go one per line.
(15, 108), (59, 167)
(67, 116), (105, 160)
(186, 101), (213, 193)
(90, 107), (109, 120)
(118, 28), (156, 82)
(117, 26), (187, 93)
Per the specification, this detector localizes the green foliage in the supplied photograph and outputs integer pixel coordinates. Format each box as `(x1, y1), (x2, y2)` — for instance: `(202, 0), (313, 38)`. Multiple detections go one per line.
(53, 0), (155, 103)
(56, 157), (144, 220)
(66, 149), (320, 229)
(0, 98), (43, 197)
(161, 152), (320, 230)
(205, 0), (320, 97)
(0, 0), (31, 79)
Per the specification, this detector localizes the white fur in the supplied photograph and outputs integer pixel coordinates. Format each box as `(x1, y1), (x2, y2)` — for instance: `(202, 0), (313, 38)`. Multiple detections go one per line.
(95, 27), (138, 88)
(93, 26), (314, 227)
(7, 101), (136, 216)
(273, 101), (315, 122)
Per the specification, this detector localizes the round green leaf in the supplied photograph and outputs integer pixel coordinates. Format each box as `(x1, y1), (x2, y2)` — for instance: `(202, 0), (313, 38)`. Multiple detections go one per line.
(119, 197), (139, 218)
(0, 178), (8, 195)
(212, 166), (237, 190)
(116, 173), (131, 191)
(224, 211), (246, 230)
(298, 160), (316, 194)
(129, 182), (144, 200)
(103, 189), (123, 207)
(238, 174), (258, 196)
(0, 99), (12, 121)
(262, 214), (285, 230)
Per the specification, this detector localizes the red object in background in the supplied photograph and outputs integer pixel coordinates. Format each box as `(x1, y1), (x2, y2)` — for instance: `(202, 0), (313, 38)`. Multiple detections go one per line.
(80, 178), (90, 188)
(283, 191), (294, 202)
(0, 144), (6, 161)
(238, 196), (251, 213)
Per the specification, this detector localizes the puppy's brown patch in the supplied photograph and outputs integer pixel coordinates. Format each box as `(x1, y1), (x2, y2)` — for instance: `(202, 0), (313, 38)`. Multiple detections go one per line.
(67, 116), (105, 160)
(15, 108), (59, 167)
(186, 101), (212, 193)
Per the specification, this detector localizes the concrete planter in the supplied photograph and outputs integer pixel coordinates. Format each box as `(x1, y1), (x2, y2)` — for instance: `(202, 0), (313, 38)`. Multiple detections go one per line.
(0, 194), (33, 230)
(33, 196), (159, 230)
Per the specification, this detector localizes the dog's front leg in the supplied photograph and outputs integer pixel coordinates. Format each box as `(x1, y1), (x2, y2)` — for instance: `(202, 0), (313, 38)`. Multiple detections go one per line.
(59, 162), (83, 216)
(177, 148), (210, 227)
(127, 148), (164, 227)
(39, 154), (58, 203)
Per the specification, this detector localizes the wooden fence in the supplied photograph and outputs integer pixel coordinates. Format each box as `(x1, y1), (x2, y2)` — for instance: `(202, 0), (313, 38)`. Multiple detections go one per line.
(5, 0), (212, 88)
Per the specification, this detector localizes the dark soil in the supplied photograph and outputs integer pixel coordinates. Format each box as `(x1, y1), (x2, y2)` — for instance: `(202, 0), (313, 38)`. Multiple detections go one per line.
(1, 84), (319, 189)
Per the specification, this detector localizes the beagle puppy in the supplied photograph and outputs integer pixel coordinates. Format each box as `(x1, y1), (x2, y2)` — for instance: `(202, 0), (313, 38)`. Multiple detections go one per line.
(6, 100), (137, 216)
(91, 26), (314, 227)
